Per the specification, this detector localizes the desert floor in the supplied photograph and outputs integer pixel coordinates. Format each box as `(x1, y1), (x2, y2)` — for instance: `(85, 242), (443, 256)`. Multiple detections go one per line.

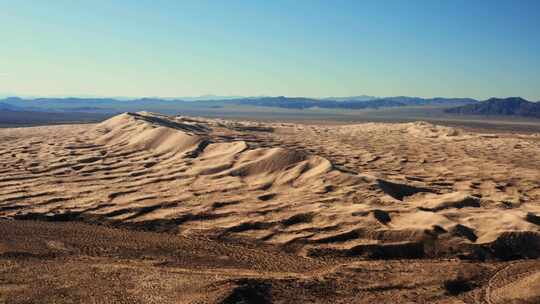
(1, 112), (539, 303)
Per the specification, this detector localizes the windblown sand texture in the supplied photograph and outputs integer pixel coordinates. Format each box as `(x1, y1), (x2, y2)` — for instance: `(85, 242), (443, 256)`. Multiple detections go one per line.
(1, 112), (539, 303)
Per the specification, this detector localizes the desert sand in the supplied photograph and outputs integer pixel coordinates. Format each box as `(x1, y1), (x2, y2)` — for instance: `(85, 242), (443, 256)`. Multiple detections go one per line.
(1, 112), (539, 303)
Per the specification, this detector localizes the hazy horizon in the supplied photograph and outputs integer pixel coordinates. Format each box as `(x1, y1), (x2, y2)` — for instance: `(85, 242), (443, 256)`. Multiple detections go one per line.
(1, 93), (538, 102)
(2, 0), (539, 100)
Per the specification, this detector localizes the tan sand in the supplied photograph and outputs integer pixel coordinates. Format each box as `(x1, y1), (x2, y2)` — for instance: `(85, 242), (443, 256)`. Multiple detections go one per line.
(1, 112), (539, 302)
(1, 112), (539, 257)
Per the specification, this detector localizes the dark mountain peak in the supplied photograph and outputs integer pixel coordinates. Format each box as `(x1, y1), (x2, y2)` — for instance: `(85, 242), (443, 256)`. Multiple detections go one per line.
(446, 97), (540, 118)
(486, 96), (527, 102)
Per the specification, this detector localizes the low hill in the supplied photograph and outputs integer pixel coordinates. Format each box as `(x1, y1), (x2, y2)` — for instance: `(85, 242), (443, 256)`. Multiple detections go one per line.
(446, 97), (540, 118)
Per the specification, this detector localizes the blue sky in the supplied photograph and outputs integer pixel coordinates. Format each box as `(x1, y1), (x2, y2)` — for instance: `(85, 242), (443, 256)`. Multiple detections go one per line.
(1, 0), (539, 100)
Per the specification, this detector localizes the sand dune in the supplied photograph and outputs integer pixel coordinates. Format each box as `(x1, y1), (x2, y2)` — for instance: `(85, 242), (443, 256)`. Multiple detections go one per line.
(1, 112), (540, 302)
(1, 112), (539, 260)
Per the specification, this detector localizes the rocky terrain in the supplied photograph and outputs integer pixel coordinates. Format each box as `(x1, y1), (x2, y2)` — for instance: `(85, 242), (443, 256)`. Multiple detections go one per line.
(1, 112), (539, 303)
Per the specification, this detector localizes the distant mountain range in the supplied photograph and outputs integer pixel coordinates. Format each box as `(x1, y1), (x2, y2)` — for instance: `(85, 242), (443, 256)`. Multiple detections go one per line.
(0, 96), (478, 113)
(1, 96), (538, 119)
(225, 96), (477, 109)
(445, 97), (540, 118)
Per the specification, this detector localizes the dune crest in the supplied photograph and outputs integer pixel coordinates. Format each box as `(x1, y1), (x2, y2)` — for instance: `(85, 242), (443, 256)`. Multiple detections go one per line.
(93, 112), (208, 155)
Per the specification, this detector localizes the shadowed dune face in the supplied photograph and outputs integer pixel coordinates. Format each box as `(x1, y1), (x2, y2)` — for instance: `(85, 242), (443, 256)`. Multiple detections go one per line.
(1, 112), (540, 260)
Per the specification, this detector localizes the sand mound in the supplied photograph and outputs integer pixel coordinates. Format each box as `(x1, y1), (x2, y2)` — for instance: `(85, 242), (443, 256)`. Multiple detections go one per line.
(93, 113), (333, 184)
(342, 121), (464, 140)
(93, 112), (207, 155)
(405, 121), (462, 138)
(409, 192), (481, 211)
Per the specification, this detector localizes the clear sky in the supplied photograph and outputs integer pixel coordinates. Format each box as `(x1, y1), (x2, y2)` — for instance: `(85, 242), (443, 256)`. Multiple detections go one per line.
(1, 0), (539, 100)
